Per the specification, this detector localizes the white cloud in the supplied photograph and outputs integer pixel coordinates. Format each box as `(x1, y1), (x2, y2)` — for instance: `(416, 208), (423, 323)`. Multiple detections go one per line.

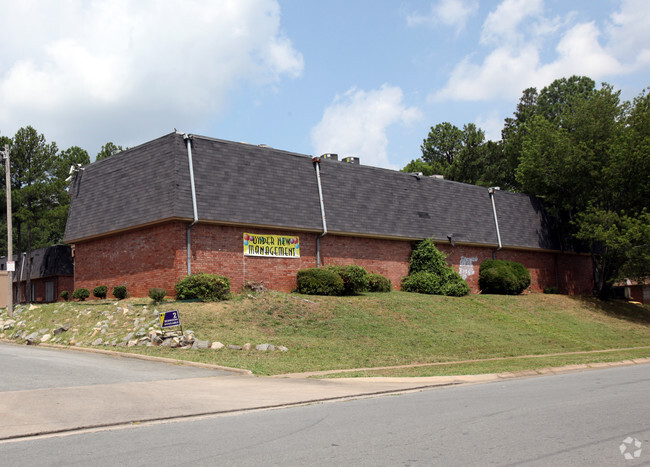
(407, 0), (478, 33)
(310, 85), (421, 170)
(431, 0), (635, 103)
(606, 0), (650, 69)
(475, 111), (504, 142)
(480, 0), (543, 45)
(0, 0), (303, 153)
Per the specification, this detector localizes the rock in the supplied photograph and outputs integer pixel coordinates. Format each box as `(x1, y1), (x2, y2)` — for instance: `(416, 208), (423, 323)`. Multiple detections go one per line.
(91, 338), (103, 346)
(135, 328), (147, 337)
(39, 328), (49, 335)
(29, 304), (39, 311)
(151, 335), (163, 346)
(256, 344), (271, 351)
(228, 344), (243, 350)
(242, 343), (251, 351)
(127, 339), (138, 347)
(277, 346), (289, 352)
(267, 344), (276, 351)
(110, 339), (118, 346)
(53, 323), (72, 335)
(3, 319), (15, 330)
(192, 340), (211, 350)
(123, 332), (134, 342)
(40, 334), (52, 343)
(25, 332), (40, 345)
(69, 339), (76, 346)
(211, 342), (224, 350)
(184, 333), (195, 343)
(161, 338), (172, 347)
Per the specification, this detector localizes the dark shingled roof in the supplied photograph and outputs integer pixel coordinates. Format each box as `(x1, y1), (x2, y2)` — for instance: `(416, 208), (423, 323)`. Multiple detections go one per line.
(64, 132), (559, 251)
(0, 245), (73, 280)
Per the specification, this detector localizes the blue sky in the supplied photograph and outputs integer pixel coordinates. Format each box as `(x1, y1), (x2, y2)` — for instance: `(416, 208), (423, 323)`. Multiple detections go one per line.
(1, 0), (648, 169)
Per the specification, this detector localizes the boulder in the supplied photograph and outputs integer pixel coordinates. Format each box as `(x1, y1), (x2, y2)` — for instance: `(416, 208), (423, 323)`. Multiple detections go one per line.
(211, 342), (224, 350)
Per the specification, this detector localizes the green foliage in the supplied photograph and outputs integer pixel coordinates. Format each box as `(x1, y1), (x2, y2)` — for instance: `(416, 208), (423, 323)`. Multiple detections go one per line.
(175, 273), (230, 301)
(148, 287), (167, 303)
(112, 285), (128, 300)
(366, 273), (392, 292)
(93, 285), (108, 299)
(408, 238), (449, 275)
(326, 265), (368, 295)
(296, 268), (344, 296)
(60, 290), (69, 301)
(479, 259), (531, 295)
(544, 286), (560, 294)
(403, 238), (469, 296)
(96, 142), (124, 161)
(421, 122), (464, 165)
(72, 288), (90, 301)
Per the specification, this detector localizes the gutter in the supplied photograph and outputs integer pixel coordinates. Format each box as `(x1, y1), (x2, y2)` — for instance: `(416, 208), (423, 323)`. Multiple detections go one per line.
(313, 157), (327, 267)
(184, 134), (199, 275)
(488, 187), (502, 259)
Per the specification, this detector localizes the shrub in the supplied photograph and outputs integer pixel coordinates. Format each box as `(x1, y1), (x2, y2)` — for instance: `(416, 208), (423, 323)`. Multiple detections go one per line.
(366, 273), (392, 292)
(60, 290), (69, 301)
(401, 238), (470, 297)
(479, 259), (531, 295)
(113, 285), (128, 300)
(149, 287), (167, 303)
(409, 238), (449, 275)
(72, 288), (90, 301)
(544, 286), (559, 294)
(296, 268), (344, 296)
(326, 265), (368, 295)
(402, 271), (443, 294)
(93, 285), (108, 299)
(175, 273), (230, 301)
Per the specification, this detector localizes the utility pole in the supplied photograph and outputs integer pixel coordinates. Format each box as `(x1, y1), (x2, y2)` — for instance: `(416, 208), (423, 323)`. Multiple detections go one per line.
(2, 144), (12, 317)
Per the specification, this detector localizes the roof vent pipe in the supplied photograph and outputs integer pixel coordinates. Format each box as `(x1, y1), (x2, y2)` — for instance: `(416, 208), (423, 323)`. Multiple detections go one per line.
(313, 157), (327, 267)
(185, 134), (199, 275)
(488, 187), (502, 259)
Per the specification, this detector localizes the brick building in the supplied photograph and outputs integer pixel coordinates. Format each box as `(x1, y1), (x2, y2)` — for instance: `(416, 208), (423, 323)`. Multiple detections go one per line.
(0, 245), (74, 303)
(63, 132), (593, 297)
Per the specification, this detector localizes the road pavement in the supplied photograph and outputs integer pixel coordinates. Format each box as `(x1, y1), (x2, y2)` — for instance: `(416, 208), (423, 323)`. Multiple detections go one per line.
(1, 342), (649, 442)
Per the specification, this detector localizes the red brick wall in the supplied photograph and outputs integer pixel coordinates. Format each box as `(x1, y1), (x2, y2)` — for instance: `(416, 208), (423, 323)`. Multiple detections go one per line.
(71, 222), (593, 297)
(15, 275), (74, 303)
(437, 245), (593, 295)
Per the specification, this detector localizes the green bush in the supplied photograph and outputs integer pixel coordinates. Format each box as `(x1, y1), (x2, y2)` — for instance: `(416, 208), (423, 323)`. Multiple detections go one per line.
(409, 238), (450, 275)
(72, 288), (90, 301)
(479, 259), (531, 295)
(175, 273), (230, 301)
(366, 273), (392, 292)
(326, 265), (368, 295)
(296, 268), (344, 296)
(402, 271), (443, 294)
(60, 290), (69, 301)
(148, 287), (167, 303)
(93, 285), (108, 299)
(401, 238), (470, 296)
(112, 285), (128, 300)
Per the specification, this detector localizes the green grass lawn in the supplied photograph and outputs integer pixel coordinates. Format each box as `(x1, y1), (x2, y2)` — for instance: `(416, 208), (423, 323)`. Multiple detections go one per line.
(2, 291), (649, 376)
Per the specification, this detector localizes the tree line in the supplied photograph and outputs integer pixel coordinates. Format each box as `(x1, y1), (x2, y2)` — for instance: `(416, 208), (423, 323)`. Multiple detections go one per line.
(0, 128), (123, 301)
(403, 76), (649, 297)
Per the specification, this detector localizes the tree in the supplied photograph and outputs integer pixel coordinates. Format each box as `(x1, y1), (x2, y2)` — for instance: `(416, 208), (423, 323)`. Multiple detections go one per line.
(421, 122), (463, 165)
(9, 126), (58, 302)
(447, 123), (486, 185)
(96, 142), (124, 161)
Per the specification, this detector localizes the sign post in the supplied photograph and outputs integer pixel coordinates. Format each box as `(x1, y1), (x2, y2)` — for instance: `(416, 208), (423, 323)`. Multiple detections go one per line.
(2, 145), (12, 317)
(158, 310), (183, 337)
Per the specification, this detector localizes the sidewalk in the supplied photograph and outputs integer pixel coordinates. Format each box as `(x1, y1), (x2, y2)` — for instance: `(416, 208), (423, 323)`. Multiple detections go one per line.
(2, 354), (649, 441)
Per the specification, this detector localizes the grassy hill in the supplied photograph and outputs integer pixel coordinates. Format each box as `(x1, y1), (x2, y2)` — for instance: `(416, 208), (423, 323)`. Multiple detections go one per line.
(1, 291), (649, 376)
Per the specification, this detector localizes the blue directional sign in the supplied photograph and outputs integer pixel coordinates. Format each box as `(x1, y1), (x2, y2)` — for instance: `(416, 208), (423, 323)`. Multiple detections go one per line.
(159, 310), (181, 328)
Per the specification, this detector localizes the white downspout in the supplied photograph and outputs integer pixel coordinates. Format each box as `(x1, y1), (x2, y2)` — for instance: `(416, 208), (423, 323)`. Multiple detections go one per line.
(488, 187), (502, 259)
(313, 157), (327, 267)
(185, 134), (198, 275)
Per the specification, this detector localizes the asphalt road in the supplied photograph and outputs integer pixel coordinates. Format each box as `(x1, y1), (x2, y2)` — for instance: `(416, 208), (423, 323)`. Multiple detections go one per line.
(0, 342), (234, 391)
(1, 347), (648, 466)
